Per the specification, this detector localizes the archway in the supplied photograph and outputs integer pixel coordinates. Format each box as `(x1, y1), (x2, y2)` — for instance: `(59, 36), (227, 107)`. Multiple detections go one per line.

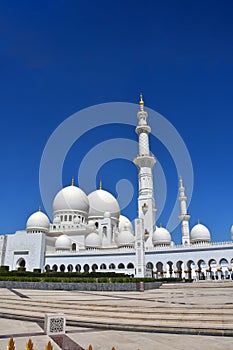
(198, 259), (206, 280)
(52, 264), (58, 272)
(118, 263), (125, 269)
(146, 262), (153, 270)
(45, 264), (50, 272)
(17, 258), (26, 269)
(176, 261), (183, 278)
(187, 260), (195, 279)
(209, 259), (217, 279)
(156, 262), (163, 278)
(220, 258), (229, 279)
(100, 263), (106, 270)
(220, 258), (228, 264)
(75, 264), (81, 273)
(92, 264), (98, 272)
(127, 263), (134, 269)
(167, 261), (173, 277)
(84, 264), (90, 272)
(67, 264), (73, 272)
(60, 264), (65, 272)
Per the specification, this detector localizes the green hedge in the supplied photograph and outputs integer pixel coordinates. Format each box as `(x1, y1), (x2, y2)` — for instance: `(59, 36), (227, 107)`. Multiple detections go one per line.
(0, 266), (9, 272)
(0, 275), (192, 284)
(0, 268), (193, 283)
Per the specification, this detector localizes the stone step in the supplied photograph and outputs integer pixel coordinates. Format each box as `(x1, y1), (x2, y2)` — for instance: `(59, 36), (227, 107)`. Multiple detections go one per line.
(1, 297), (233, 316)
(161, 281), (233, 289)
(1, 308), (233, 337)
(1, 302), (233, 326)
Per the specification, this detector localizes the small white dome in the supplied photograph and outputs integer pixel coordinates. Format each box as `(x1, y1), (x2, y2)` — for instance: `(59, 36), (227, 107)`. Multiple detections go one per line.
(119, 215), (133, 232)
(87, 220), (96, 231)
(117, 225), (135, 247)
(53, 217), (60, 224)
(88, 189), (120, 219)
(85, 232), (101, 247)
(26, 210), (50, 232)
(55, 234), (72, 251)
(190, 223), (210, 243)
(152, 226), (171, 246)
(53, 185), (89, 214)
(230, 225), (233, 240)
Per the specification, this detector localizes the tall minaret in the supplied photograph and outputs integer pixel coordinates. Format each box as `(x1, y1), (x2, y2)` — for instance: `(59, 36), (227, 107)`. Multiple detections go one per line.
(133, 94), (156, 242)
(178, 177), (191, 245)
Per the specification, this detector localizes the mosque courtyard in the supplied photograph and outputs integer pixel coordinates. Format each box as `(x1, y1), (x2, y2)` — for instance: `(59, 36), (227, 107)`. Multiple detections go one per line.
(0, 281), (233, 350)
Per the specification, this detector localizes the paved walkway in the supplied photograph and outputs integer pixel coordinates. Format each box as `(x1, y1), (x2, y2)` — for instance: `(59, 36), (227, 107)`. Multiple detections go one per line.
(1, 319), (233, 350)
(0, 282), (233, 349)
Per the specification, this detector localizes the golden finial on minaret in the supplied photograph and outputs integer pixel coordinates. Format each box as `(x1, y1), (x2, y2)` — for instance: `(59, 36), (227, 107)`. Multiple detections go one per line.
(139, 92), (144, 106)
(198, 218), (200, 225)
(99, 180), (102, 190)
(71, 176), (74, 186)
(179, 176), (183, 187)
(38, 206), (41, 212)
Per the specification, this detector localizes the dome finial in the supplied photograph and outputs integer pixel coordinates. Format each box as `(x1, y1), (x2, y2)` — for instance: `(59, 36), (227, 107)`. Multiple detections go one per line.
(179, 176), (183, 187)
(198, 218), (200, 224)
(38, 206), (41, 212)
(160, 222), (162, 228)
(71, 176), (74, 186)
(99, 180), (102, 190)
(139, 92), (144, 107)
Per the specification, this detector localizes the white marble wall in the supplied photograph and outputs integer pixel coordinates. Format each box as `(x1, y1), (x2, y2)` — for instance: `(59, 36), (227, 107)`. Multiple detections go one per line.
(3, 232), (46, 271)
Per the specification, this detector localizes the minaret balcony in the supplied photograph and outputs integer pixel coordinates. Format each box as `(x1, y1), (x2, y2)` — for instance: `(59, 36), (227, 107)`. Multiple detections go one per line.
(136, 125), (151, 134)
(179, 214), (190, 221)
(133, 154), (156, 168)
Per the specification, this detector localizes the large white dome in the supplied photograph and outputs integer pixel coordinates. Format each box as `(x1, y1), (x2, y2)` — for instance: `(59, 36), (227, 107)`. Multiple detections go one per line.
(53, 185), (89, 214)
(88, 189), (120, 219)
(55, 234), (72, 251)
(190, 223), (210, 243)
(119, 215), (133, 232)
(152, 226), (171, 246)
(26, 210), (50, 232)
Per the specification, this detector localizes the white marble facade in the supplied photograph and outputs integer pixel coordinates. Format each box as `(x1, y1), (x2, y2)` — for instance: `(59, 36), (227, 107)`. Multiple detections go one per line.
(1, 96), (233, 280)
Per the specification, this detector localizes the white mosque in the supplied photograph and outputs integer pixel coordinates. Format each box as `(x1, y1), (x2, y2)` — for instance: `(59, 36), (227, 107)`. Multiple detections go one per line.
(1, 95), (233, 280)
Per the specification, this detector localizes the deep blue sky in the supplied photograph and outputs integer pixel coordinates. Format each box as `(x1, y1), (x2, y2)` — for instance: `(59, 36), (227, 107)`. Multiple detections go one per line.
(0, 0), (233, 243)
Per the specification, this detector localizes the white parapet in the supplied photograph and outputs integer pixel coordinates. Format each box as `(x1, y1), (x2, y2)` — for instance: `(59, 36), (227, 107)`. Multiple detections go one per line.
(44, 313), (66, 335)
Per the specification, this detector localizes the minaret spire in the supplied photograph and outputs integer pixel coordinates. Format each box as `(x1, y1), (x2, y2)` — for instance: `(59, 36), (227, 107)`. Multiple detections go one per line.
(178, 177), (191, 245)
(133, 94), (156, 244)
(139, 93), (144, 110)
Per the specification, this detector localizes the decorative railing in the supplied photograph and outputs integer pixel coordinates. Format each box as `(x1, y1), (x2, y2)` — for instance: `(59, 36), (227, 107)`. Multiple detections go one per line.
(6, 337), (120, 350)
(145, 240), (233, 252)
(46, 246), (135, 255)
(6, 337), (53, 350)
